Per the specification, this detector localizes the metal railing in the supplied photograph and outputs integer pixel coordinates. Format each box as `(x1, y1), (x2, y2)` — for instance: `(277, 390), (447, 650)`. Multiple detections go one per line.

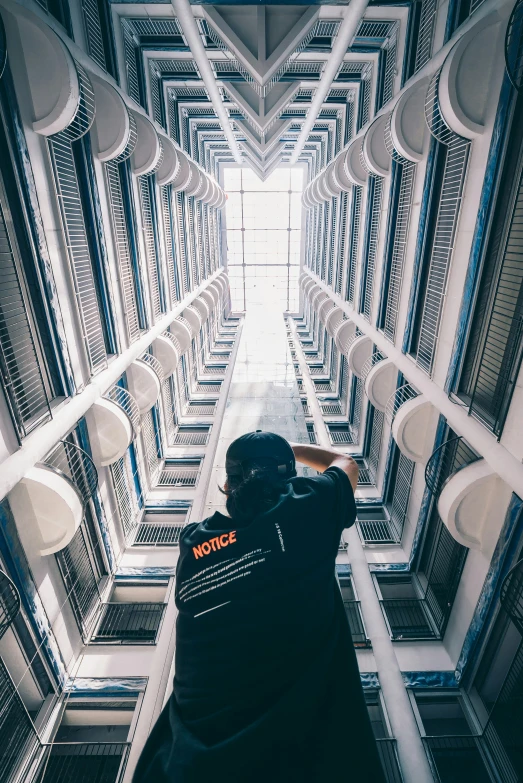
(134, 522), (185, 547)
(500, 558), (523, 635)
(158, 464), (200, 487)
(139, 352), (164, 385)
(184, 402), (216, 416)
(380, 598), (438, 640)
(105, 384), (141, 438)
(328, 426), (354, 445)
(36, 741), (131, 783)
(425, 435), (479, 497)
(320, 402), (343, 415)
(172, 427), (210, 446)
(376, 739), (404, 783)
(422, 735), (491, 783)
(0, 656), (40, 783)
(360, 350), (387, 384)
(306, 423), (317, 444)
(384, 383), (419, 427)
(343, 600), (370, 647)
(357, 517), (399, 545)
(0, 572), (20, 640)
(44, 440), (98, 506)
(505, 0), (523, 92)
(92, 603), (165, 644)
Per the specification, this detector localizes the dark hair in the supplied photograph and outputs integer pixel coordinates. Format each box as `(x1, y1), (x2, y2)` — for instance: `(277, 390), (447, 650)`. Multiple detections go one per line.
(224, 466), (287, 521)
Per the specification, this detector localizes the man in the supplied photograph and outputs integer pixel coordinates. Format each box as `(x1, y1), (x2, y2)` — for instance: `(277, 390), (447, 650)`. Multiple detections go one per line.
(134, 431), (385, 782)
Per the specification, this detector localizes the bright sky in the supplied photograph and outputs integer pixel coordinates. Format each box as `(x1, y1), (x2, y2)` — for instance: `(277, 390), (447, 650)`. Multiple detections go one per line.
(223, 167), (304, 312)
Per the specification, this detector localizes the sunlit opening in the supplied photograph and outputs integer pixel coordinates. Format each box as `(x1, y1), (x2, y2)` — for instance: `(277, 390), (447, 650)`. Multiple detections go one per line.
(223, 167), (304, 312)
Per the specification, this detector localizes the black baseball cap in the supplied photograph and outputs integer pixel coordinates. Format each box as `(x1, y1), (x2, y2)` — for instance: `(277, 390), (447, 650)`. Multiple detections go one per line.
(225, 431), (296, 479)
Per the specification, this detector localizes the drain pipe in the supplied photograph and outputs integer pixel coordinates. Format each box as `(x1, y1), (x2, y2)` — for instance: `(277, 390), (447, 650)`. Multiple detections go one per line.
(172, 0), (242, 164)
(289, 0), (370, 165)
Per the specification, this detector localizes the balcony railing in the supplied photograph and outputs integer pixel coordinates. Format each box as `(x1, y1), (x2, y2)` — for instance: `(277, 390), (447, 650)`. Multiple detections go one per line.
(92, 603), (165, 644)
(172, 427), (210, 446)
(343, 600), (370, 647)
(384, 383), (419, 427)
(422, 735), (492, 783)
(139, 352), (164, 385)
(424, 435), (479, 498)
(500, 558), (523, 635)
(360, 350), (387, 384)
(36, 742), (131, 783)
(376, 738), (403, 783)
(105, 384), (141, 438)
(44, 440), (98, 506)
(134, 522), (184, 546)
(380, 599), (438, 640)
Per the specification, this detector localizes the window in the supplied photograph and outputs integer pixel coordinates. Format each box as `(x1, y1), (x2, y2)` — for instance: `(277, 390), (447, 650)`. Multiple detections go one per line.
(81, 0), (118, 77)
(457, 92), (523, 436)
(134, 510), (188, 547)
(377, 575), (437, 640)
(0, 111), (64, 437)
(337, 572), (369, 647)
(224, 167), (303, 312)
(92, 583), (167, 644)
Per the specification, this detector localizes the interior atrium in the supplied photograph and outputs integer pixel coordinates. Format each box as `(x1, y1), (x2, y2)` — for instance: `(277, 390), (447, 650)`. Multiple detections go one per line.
(0, 0), (521, 779)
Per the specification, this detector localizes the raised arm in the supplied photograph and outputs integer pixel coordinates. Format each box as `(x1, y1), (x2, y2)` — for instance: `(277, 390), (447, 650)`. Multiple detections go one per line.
(289, 442), (359, 492)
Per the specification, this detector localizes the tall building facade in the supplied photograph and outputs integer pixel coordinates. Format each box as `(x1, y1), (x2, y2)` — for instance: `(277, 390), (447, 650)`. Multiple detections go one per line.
(0, 0), (520, 779)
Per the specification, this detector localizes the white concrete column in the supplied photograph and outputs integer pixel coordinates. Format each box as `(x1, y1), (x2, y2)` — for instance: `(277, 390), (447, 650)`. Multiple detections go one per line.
(290, 321), (433, 783)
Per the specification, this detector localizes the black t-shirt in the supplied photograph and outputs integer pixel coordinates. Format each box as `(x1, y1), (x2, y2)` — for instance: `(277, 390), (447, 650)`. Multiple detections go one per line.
(133, 467), (386, 783)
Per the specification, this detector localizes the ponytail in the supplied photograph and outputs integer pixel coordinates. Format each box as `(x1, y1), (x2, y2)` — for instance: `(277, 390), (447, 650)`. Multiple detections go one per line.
(225, 467), (286, 521)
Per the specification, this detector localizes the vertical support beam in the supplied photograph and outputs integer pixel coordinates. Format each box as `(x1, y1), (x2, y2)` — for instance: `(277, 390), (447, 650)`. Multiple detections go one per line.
(289, 0), (370, 165)
(290, 319), (433, 783)
(171, 0), (243, 164)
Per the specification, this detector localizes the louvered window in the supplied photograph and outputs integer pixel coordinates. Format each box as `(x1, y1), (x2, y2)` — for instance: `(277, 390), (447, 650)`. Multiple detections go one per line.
(135, 518), (185, 546)
(142, 408), (161, 486)
(55, 518), (103, 640)
(0, 657), (39, 779)
(138, 176), (164, 322)
(158, 458), (201, 487)
(335, 192), (349, 295)
(385, 444), (415, 542)
(346, 186), (363, 305)
(186, 197), (200, 289)
(349, 374), (364, 439)
(111, 448), (144, 541)
(364, 404), (385, 482)
(414, 0), (438, 73)
(105, 160), (141, 342)
(47, 65), (111, 375)
(81, 0), (116, 77)
(457, 95), (523, 436)
(174, 191), (190, 295)
(380, 160), (416, 341)
(411, 71), (470, 375)
(121, 20), (143, 107)
(172, 426), (210, 446)
(0, 131), (64, 437)
(360, 177), (383, 322)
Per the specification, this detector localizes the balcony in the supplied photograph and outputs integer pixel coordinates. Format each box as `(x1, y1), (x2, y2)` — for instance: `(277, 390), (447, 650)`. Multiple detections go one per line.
(425, 435), (510, 553)
(126, 354), (162, 415)
(8, 440), (98, 555)
(380, 598), (438, 640)
(86, 385), (140, 467)
(92, 603), (165, 644)
(153, 331), (181, 378)
(388, 388), (437, 464)
(36, 742), (130, 783)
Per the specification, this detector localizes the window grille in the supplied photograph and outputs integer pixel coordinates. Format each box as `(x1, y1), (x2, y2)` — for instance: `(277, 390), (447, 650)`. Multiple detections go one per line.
(0, 175), (55, 437)
(350, 375), (364, 438)
(346, 186), (362, 305)
(134, 518), (186, 547)
(37, 742), (131, 783)
(111, 451), (143, 541)
(174, 192), (189, 296)
(0, 657), (40, 780)
(149, 63), (165, 129)
(121, 20), (142, 106)
(81, 0), (114, 75)
(367, 407), (385, 481)
(360, 178), (383, 321)
(172, 427), (210, 446)
(414, 0), (438, 73)
(47, 64), (107, 375)
(185, 401), (216, 416)
(141, 409), (161, 486)
(458, 118), (523, 436)
(55, 523), (102, 639)
(381, 597), (437, 639)
(381, 35), (397, 107)
(380, 120), (417, 341)
(161, 377), (177, 444)
(306, 423), (317, 444)
(92, 602), (165, 644)
(386, 449), (415, 542)
(335, 192), (349, 295)
(412, 71), (471, 375)
(320, 402), (342, 415)
(158, 460), (201, 487)
(104, 161), (141, 343)
(358, 514), (398, 544)
(328, 424), (354, 445)
(138, 177), (162, 321)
